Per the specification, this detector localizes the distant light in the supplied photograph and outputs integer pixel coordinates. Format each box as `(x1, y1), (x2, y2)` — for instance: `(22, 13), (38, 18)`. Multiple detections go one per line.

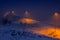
(12, 11), (15, 15)
(54, 12), (59, 17)
(19, 18), (38, 24)
(4, 11), (10, 17)
(24, 10), (30, 18)
(12, 11), (14, 13)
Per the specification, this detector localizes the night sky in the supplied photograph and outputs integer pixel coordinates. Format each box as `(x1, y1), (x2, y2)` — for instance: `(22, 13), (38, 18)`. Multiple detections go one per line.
(0, 0), (60, 21)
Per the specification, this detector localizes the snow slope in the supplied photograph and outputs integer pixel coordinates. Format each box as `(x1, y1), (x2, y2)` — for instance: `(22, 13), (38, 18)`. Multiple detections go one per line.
(0, 23), (59, 40)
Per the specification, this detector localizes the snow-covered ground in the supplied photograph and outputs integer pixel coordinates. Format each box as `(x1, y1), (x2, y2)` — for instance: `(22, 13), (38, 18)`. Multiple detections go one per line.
(0, 23), (59, 40)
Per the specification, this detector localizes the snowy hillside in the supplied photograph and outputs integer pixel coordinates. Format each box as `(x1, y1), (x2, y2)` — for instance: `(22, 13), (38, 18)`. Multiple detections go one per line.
(0, 23), (59, 40)
(0, 10), (59, 40)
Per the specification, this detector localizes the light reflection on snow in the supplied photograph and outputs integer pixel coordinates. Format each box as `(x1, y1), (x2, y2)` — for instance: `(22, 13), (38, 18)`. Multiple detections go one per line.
(26, 26), (60, 39)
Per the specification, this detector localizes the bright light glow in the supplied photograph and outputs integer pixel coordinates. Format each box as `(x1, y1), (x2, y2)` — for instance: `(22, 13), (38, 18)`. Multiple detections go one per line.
(18, 10), (39, 24)
(19, 18), (38, 24)
(53, 12), (59, 20)
(27, 26), (60, 39)
(54, 12), (59, 17)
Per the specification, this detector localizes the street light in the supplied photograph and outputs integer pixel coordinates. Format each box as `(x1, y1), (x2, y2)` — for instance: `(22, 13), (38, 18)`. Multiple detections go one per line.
(53, 12), (59, 21)
(53, 12), (59, 37)
(54, 12), (59, 17)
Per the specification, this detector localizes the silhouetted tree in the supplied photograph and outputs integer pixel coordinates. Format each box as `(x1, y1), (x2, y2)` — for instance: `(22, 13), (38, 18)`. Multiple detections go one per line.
(2, 15), (12, 25)
(2, 17), (8, 25)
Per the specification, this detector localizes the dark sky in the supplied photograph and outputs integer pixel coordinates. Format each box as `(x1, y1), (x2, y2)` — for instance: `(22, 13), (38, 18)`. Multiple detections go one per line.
(0, 0), (60, 21)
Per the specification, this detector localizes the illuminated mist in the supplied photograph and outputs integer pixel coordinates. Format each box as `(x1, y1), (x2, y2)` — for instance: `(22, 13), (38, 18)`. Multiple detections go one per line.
(1, 10), (60, 40)
(18, 10), (39, 24)
(22, 12), (60, 39)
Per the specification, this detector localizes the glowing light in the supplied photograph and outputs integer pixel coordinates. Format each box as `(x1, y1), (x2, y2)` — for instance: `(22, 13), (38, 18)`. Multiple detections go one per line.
(24, 10), (30, 18)
(54, 12), (59, 17)
(4, 11), (10, 17)
(53, 12), (59, 20)
(12, 11), (15, 15)
(27, 26), (60, 39)
(18, 10), (39, 24)
(19, 18), (38, 24)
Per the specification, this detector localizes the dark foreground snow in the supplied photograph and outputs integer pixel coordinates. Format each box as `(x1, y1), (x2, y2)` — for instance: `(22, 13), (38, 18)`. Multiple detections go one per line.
(0, 23), (59, 40)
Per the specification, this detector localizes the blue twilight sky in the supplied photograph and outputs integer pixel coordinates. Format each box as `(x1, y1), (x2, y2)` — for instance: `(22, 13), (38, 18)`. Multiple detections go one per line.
(0, 0), (60, 21)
